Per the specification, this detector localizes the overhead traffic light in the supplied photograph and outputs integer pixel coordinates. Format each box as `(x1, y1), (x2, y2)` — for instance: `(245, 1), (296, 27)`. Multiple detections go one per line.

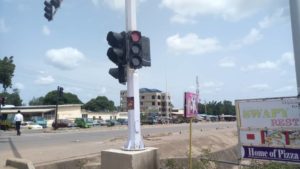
(44, 1), (53, 21)
(0, 97), (5, 106)
(128, 31), (151, 69)
(57, 86), (63, 97)
(107, 31), (127, 84)
(50, 0), (62, 9)
(43, 0), (62, 21)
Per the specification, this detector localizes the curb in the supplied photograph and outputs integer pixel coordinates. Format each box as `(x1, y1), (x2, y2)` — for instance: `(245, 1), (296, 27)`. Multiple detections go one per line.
(6, 158), (35, 169)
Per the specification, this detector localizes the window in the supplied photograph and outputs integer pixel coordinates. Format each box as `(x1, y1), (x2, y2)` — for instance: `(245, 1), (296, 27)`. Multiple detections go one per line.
(152, 102), (155, 106)
(162, 96), (165, 100)
(158, 102), (161, 106)
(140, 102), (143, 105)
(152, 95), (155, 99)
(141, 96), (145, 99)
(158, 95), (161, 99)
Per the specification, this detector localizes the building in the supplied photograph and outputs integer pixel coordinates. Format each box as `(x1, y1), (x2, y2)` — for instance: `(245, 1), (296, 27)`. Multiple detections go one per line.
(0, 104), (82, 127)
(120, 88), (173, 116)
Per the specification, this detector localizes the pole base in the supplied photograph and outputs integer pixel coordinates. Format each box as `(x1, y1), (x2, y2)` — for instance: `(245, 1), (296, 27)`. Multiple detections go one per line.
(101, 147), (159, 169)
(123, 140), (145, 151)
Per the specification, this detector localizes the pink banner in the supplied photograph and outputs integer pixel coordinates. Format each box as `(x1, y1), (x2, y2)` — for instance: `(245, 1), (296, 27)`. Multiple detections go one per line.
(184, 92), (199, 118)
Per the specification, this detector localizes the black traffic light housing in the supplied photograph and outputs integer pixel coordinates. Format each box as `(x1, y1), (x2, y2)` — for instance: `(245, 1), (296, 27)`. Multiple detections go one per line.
(50, 0), (61, 9)
(44, 1), (53, 21)
(58, 86), (63, 97)
(128, 31), (151, 69)
(0, 97), (5, 106)
(43, 0), (62, 21)
(107, 31), (127, 84)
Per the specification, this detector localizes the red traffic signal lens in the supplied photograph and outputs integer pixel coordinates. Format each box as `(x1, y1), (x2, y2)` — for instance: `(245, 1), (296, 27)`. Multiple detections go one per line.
(131, 31), (141, 42)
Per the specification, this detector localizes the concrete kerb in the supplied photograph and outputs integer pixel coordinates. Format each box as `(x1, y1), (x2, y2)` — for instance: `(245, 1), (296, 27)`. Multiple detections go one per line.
(6, 158), (35, 169)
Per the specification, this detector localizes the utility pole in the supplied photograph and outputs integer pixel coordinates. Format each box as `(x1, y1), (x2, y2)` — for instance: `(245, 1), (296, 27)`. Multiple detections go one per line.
(290, 0), (300, 96)
(124, 0), (144, 150)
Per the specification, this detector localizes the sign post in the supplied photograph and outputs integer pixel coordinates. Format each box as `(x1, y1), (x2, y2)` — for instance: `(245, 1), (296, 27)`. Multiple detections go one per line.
(184, 92), (199, 169)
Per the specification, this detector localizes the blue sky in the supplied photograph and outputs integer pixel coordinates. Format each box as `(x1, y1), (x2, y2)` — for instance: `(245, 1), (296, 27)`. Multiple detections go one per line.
(0, 0), (297, 108)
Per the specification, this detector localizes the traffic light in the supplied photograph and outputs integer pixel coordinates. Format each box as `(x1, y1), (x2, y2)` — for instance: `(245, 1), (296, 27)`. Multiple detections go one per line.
(1, 97), (5, 106)
(107, 31), (127, 84)
(44, 1), (53, 21)
(58, 86), (63, 97)
(50, 0), (62, 9)
(127, 31), (151, 69)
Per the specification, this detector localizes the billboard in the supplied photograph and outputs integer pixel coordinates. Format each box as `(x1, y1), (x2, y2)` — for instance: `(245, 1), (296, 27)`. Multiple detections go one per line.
(184, 92), (198, 118)
(236, 96), (300, 163)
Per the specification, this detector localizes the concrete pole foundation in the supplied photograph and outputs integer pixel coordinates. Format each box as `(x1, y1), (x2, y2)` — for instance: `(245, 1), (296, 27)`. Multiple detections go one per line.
(101, 147), (159, 169)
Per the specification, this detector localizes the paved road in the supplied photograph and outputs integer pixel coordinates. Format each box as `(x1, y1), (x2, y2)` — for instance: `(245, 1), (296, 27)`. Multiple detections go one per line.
(0, 122), (236, 166)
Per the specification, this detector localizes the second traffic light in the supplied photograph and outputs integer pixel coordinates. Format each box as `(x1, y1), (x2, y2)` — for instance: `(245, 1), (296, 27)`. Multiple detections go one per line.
(128, 31), (151, 69)
(44, 1), (53, 21)
(107, 31), (127, 84)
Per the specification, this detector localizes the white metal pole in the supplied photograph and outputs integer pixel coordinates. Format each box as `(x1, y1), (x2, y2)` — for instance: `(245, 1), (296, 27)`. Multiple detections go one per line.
(290, 0), (300, 96)
(124, 0), (145, 150)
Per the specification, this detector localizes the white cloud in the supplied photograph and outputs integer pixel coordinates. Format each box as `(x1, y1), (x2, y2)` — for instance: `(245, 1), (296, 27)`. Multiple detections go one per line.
(199, 81), (224, 94)
(166, 33), (222, 55)
(0, 18), (9, 33)
(242, 61), (278, 71)
(46, 47), (85, 70)
(42, 25), (50, 36)
(35, 75), (55, 85)
(248, 84), (271, 91)
(259, 8), (289, 29)
(274, 85), (295, 93)
(161, 0), (272, 23)
(242, 52), (294, 71)
(170, 15), (196, 24)
(14, 83), (24, 90)
(219, 57), (236, 68)
(230, 28), (263, 49)
(278, 52), (294, 66)
(103, 0), (124, 10)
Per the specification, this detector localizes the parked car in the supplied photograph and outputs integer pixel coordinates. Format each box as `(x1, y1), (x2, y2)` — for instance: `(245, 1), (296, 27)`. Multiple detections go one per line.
(92, 120), (100, 126)
(75, 118), (93, 128)
(21, 121), (43, 130)
(141, 116), (158, 125)
(99, 120), (107, 126)
(106, 120), (121, 127)
(31, 116), (47, 128)
(117, 118), (128, 125)
(52, 119), (76, 128)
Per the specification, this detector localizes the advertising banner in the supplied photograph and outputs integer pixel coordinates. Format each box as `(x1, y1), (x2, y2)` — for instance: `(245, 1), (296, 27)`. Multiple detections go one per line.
(236, 96), (300, 163)
(238, 97), (300, 128)
(184, 92), (198, 118)
(242, 146), (300, 163)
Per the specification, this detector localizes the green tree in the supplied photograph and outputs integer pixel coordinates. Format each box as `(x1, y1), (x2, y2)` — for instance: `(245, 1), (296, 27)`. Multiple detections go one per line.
(29, 96), (45, 105)
(197, 100), (235, 115)
(43, 90), (82, 105)
(83, 96), (115, 112)
(0, 89), (22, 106)
(0, 56), (15, 92)
(29, 90), (82, 105)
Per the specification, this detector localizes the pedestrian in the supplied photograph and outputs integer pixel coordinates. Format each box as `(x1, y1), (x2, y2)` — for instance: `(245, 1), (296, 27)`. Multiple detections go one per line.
(14, 110), (23, 136)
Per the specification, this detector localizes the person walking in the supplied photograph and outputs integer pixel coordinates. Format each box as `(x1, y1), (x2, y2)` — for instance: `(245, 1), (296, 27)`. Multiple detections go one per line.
(14, 110), (23, 136)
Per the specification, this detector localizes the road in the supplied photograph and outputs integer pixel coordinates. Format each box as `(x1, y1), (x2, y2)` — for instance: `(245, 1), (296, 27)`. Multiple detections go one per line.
(0, 122), (236, 166)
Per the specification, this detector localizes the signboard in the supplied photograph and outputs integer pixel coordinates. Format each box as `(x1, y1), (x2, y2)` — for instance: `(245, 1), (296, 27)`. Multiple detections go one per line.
(242, 146), (300, 163)
(236, 96), (300, 163)
(238, 97), (300, 128)
(184, 92), (198, 118)
(127, 97), (134, 110)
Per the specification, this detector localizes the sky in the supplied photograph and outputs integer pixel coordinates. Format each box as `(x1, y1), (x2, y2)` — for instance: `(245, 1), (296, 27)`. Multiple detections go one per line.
(0, 0), (297, 108)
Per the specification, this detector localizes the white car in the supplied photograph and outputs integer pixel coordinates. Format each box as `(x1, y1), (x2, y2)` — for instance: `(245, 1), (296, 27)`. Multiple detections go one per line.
(21, 121), (43, 130)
